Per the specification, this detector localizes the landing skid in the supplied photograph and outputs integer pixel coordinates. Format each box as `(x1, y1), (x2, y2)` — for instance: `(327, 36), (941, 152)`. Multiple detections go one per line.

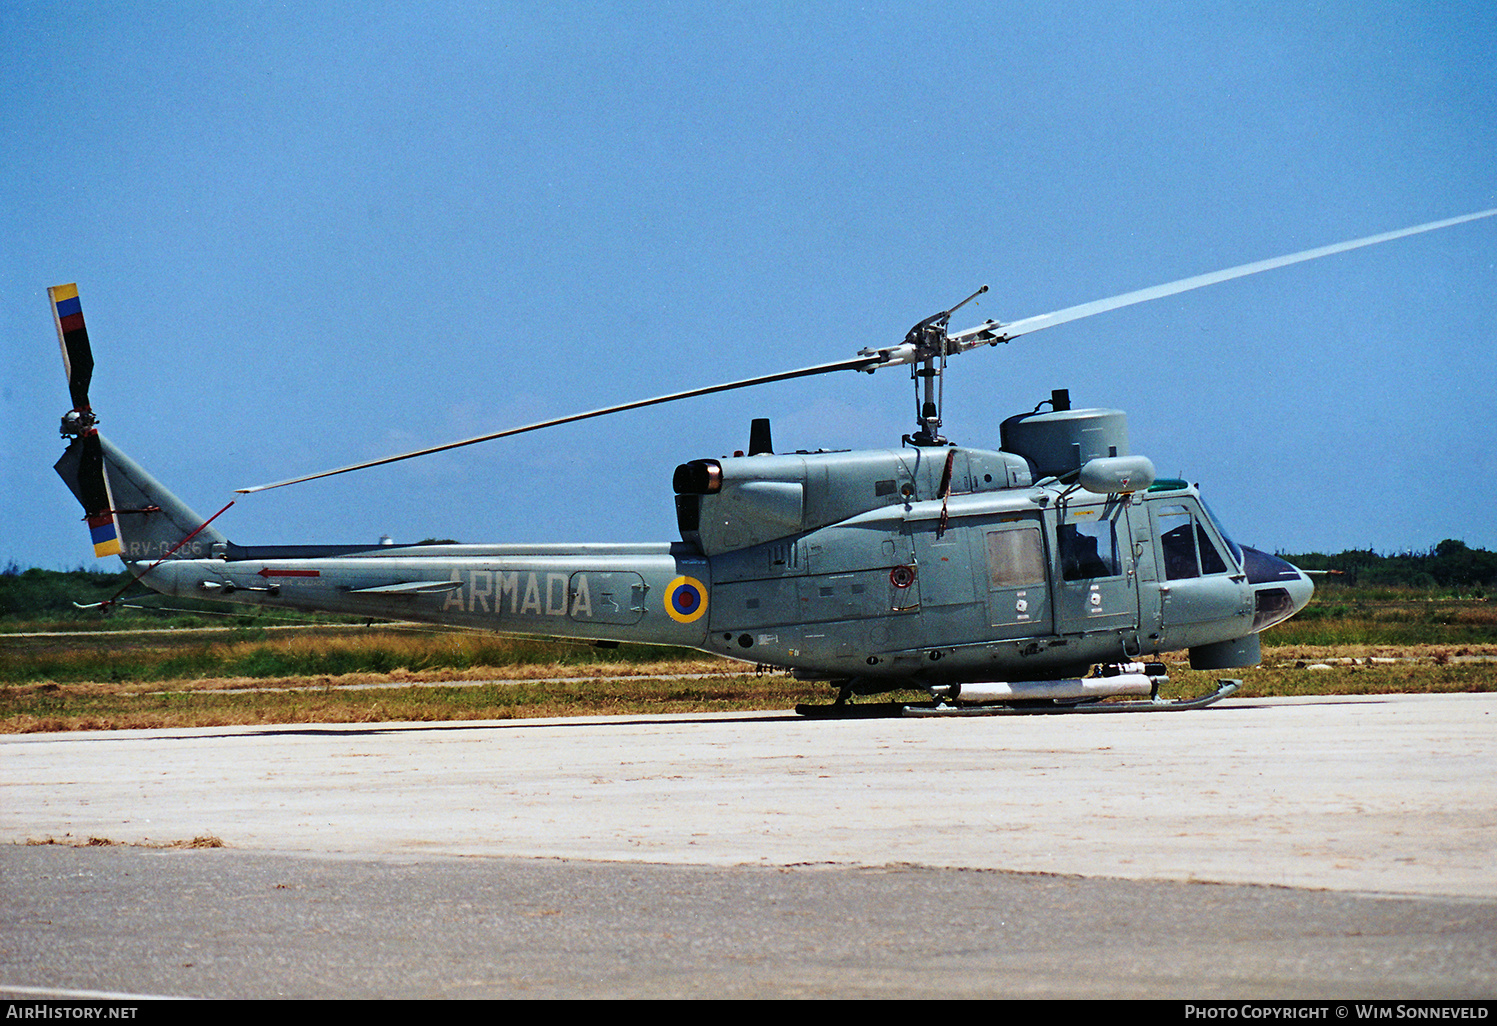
(794, 680), (1240, 719)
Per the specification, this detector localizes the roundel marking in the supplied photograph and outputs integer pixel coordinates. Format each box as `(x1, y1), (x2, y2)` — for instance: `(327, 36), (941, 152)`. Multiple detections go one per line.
(665, 575), (708, 623)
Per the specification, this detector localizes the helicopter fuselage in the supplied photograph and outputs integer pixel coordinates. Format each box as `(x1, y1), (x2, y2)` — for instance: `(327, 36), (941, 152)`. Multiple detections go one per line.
(131, 420), (1311, 690)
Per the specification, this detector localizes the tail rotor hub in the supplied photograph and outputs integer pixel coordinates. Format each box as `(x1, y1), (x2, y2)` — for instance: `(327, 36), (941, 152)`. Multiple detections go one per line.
(60, 408), (97, 438)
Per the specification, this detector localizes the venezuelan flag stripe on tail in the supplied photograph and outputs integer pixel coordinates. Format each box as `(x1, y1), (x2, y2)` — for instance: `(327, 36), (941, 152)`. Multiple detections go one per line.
(87, 512), (122, 558)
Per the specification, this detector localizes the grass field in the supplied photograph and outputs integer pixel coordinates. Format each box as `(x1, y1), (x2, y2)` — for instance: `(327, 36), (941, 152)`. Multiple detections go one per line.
(2, 589), (1492, 732)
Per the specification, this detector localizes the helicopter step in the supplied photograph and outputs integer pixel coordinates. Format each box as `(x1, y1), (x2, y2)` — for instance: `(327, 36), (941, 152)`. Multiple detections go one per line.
(794, 677), (1241, 718)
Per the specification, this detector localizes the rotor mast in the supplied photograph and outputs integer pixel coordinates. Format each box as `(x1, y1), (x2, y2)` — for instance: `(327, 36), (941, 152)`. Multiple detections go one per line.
(904, 284), (987, 446)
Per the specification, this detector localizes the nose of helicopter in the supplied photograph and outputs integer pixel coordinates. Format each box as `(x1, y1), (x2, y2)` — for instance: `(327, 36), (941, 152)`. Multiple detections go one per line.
(1291, 560), (1313, 603)
(1279, 559), (1315, 618)
(1240, 546), (1315, 630)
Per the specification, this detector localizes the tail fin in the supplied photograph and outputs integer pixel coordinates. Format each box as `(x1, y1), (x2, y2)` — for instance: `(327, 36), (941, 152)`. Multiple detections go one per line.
(50, 283), (227, 563)
(55, 435), (227, 562)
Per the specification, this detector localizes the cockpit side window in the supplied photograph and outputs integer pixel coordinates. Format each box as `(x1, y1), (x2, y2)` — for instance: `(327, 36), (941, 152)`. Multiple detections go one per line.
(1156, 501), (1233, 579)
(1197, 523), (1229, 574)
(1157, 504), (1200, 580)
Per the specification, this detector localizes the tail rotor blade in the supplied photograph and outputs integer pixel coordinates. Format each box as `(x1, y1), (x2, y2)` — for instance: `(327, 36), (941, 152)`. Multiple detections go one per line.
(77, 433), (121, 559)
(54, 432), (122, 559)
(76, 433), (111, 515)
(50, 284), (119, 558)
(49, 283), (94, 413)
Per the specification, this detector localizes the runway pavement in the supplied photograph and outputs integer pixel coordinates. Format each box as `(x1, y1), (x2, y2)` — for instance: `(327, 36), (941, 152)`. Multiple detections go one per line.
(4, 692), (1494, 896)
(2, 692), (1494, 998)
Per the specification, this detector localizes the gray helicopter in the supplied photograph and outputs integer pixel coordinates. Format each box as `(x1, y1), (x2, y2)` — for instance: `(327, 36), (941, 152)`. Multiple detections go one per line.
(51, 208), (1496, 715)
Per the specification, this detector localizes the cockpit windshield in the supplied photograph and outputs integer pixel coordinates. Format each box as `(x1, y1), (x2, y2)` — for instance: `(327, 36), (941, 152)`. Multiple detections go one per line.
(1201, 499), (1243, 565)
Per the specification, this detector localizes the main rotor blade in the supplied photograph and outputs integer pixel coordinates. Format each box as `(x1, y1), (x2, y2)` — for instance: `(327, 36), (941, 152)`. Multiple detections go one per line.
(241, 206), (1497, 494)
(237, 354), (880, 493)
(951, 207), (1497, 346)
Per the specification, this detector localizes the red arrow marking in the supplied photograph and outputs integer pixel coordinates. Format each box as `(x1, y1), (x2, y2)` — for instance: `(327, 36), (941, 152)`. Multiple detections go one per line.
(257, 568), (321, 578)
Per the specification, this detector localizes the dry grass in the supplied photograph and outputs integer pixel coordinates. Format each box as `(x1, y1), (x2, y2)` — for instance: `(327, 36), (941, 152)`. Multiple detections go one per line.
(4, 648), (1491, 733)
(3, 606), (1493, 731)
(1, 625), (713, 685)
(1, 668), (827, 733)
(1155, 648), (1494, 701)
(12, 656), (744, 695)
(1264, 643), (1497, 662)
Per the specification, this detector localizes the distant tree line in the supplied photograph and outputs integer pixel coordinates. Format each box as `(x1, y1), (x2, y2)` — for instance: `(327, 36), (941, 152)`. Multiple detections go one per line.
(0, 565), (126, 620)
(1279, 539), (1497, 590)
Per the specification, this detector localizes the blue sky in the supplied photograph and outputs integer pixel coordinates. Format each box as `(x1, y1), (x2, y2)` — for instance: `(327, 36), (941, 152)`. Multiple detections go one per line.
(3, 1), (1495, 571)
